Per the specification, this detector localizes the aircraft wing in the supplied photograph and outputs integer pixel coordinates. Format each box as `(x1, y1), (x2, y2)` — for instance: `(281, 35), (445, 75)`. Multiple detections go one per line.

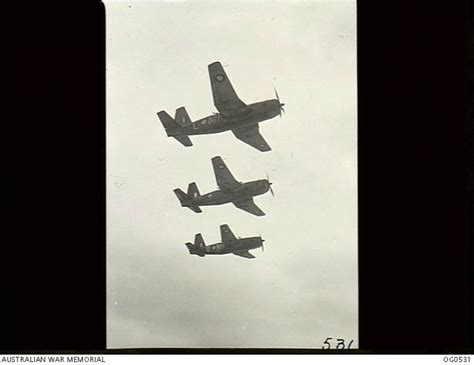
(208, 62), (246, 115)
(233, 250), (256, 259)
(233, 198), (265, 216)
(220, 224), (237, 244)
(212, 156), (241, 192)
(232, 124), (271, 152)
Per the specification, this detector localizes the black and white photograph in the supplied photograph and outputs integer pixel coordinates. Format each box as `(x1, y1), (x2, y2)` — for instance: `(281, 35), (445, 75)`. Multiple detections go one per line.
(6, 0), (472, 357)
(106, 0), (357, 349)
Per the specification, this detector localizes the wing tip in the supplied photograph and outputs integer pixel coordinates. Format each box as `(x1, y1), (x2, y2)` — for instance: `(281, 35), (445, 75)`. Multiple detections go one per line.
(208, 61), (222, 68)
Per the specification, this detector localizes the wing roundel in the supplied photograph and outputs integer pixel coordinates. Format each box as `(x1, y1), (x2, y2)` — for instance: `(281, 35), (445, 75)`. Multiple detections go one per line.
(211, 156), (241, 192)
(220, 224), (237, 244)
(208, 62), (246, 115)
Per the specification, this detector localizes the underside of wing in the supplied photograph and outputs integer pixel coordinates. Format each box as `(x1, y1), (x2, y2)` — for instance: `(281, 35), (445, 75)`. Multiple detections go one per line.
(232, 124), (271, 152)
(173, 135), (193, 147)
(211, 156), (241, 192)
(233, 198), (265, 216)
(187, 205), (202, 213)
(220, 224), (237, 244)
(208, 62), (246, 115)
(233, 250), (256, 259)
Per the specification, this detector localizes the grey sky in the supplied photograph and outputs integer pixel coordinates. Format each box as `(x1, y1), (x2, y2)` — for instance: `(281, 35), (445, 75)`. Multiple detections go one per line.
(106, 1), (357, 348)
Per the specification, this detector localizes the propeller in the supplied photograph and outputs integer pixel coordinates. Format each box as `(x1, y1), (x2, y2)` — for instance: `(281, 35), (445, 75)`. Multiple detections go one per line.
(274, 87), (285, 117)
(266, 172), (275, 197)
(260, 235), (265, 252)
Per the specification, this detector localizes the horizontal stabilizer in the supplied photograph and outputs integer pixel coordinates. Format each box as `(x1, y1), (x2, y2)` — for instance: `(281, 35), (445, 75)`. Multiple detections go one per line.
(158, 110), (193, 147)
(186, 242), (205, 257)
(157, 111), (179, 131)
(174, 188), (189, 204)
(174, 188), (202, 213)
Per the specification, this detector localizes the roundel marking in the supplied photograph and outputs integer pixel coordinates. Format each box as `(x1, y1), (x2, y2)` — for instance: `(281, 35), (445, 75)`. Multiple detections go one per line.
(219, 165), (225, 169)
(215, 74), (225, 82)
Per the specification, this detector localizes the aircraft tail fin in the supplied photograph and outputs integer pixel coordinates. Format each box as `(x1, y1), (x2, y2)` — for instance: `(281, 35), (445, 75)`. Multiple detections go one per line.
(194, 233), (206, 248)
(175, 107), (192, 127)
(157, 110), (193, 147)
(187, 182), (201, 198)
(174, 188), (202, 213)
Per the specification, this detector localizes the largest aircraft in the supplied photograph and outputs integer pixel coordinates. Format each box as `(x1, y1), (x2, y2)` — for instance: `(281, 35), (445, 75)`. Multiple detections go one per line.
(157, 61), (285, 152)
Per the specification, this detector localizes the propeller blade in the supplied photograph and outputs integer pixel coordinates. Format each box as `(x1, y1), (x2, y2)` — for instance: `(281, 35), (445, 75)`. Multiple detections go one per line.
(274, 87), (280, 103)
(266, 172), (274, 196)
(274, 87), (285, 117)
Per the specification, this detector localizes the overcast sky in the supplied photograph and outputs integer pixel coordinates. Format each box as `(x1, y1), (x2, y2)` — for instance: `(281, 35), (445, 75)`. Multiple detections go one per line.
(106, 0), (357, 349)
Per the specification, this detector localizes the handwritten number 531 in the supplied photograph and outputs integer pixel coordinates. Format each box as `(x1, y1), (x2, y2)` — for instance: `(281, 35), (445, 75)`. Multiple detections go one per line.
(322, 337), (354, 349)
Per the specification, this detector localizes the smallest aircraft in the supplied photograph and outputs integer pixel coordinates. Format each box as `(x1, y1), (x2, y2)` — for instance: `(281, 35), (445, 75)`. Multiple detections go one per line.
(186, 224), (265, 259)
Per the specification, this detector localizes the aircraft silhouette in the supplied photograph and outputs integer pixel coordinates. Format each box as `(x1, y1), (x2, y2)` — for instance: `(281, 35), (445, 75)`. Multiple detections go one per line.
(157, 61), (285, 152)
(174, 156), (273, 216)
(186, 224), (265, 259)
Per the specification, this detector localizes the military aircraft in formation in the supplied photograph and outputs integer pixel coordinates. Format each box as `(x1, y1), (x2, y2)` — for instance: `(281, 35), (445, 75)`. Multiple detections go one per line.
(174, 156), (273, 216)
(157, 61), (285, 152)
(186, 224), (265, 259)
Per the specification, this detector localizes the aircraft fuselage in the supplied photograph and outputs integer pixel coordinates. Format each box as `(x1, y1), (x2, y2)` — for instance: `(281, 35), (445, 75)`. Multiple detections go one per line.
(172, 99), (281, 136)
(193, 180), (270, 207)
(191, 237), (263, 256)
